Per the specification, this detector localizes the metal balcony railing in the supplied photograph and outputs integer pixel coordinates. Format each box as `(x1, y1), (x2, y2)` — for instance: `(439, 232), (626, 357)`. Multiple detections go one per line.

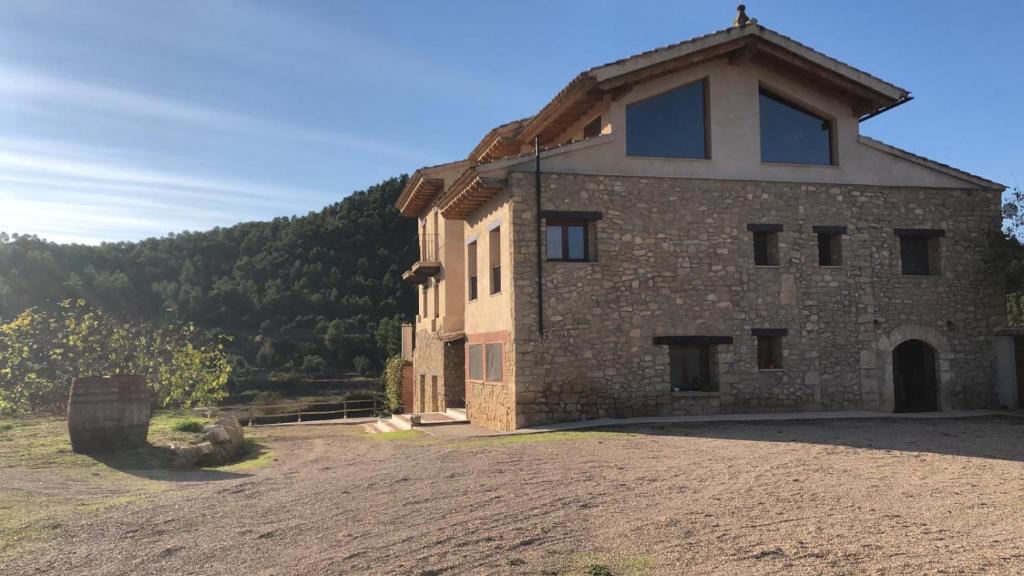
(419, 233), (442, 262)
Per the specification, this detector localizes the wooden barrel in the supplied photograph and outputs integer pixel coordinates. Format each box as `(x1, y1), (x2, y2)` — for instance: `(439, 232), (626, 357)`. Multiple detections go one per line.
(67, 376), (151, 453)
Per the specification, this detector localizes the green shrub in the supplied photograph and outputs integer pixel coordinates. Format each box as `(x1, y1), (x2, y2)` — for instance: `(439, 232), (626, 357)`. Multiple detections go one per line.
(172, 418), (206, 433)
(251, 390), (283, 404)
(353, 355), (371, 376)
(381, 355), (405, 412)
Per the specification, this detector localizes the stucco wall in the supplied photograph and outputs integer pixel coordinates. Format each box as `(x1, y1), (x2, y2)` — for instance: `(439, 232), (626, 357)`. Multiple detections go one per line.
(492, 56), (978, 191)
(508, 171), (1003, 427)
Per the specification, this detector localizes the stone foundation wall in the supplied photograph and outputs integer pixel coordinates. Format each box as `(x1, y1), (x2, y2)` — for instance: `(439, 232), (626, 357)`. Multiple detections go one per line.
(411, 330), (465, 413)
(465, 331), (516, 431)
(508, 172), (1004, 428)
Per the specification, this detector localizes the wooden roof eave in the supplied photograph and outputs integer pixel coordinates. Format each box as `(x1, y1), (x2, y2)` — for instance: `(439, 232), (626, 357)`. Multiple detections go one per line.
(396, 175), (444, 217)
(438, 174), (506, 220)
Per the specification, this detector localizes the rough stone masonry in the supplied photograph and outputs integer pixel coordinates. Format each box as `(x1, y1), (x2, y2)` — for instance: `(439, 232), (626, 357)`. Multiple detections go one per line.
(508, 172), (1004, 428)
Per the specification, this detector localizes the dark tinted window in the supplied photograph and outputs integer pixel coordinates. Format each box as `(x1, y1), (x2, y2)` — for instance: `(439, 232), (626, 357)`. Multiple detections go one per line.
(583, 116), (602, 139)
(626, 80), (706, 159)
(669, 344), (717, 392)
(760, 89), (832, 165)
(753, 231), (779, 266)
(900, 236), (936, 275)
(818, 233), (843, 266)
(757, 335), (783, 370)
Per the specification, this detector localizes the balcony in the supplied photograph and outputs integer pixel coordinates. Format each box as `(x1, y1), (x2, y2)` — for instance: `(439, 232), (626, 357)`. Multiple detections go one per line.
(402, 234), (442, 284)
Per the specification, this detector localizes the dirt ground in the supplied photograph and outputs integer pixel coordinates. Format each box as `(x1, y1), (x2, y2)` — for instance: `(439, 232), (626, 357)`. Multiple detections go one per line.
(2, 415), (1024, 575)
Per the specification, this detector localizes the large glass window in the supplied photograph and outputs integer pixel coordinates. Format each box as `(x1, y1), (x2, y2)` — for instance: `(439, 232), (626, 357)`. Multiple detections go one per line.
(485, 343), (503, 382)
(468, 344), (484, 380)
(626, 79), (707, 159)
(669, 344), (717, 392)
(759, 89), (833, 165)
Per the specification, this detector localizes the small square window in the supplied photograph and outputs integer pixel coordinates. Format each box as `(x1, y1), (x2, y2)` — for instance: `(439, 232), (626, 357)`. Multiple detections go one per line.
(546, 221), (590, 262)
(669, 344), (717, 391)
(468, 344), (484, 380)
(753, 231), (780, 266)
(817, 233), (843, 266)
(900, 235), (941, 276)
(756, 335), (783, 370)
(583, 116), (602, 139)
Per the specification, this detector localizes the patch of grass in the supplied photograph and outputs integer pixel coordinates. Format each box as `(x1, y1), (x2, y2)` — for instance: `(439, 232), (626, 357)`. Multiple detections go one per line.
(0, 422), (15, 433)
(558, 553), (653, 576)
(170, 418), (206, 434)
(208, 439), (274, 471)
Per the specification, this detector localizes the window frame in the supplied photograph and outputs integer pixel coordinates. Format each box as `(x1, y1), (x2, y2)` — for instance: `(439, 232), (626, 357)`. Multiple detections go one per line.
(625, 77), (710, 160)
(485, 343), (503, 382)
(758, 86), (837, 167)
(813, 225), (847, 267)
(582, 116), (602, 140)
(896, 229), (944, 276)
(467, 341), (503, 384)
(748, 224), (782, 267)
(669, 343), (718, 392)
(752, 328), (787, 371)
(467, 239), (478, 301)
(468, 344), (484, 381)
(546, 220), (590, 262)
(489, 225), (501, 295)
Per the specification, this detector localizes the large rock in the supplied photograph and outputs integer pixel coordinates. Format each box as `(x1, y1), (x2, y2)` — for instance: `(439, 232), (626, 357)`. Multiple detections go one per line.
(197, 416), (246, 466)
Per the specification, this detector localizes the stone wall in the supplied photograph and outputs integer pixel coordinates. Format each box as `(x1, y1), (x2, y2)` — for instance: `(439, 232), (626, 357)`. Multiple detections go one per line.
(507, 172), (1004, 428)
(465, 330), (516, 431)
(411, 330), (465, 413)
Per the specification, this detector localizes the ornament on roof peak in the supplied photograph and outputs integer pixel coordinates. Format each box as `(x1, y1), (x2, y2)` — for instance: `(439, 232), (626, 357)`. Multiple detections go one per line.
(733, 4), (755, 27)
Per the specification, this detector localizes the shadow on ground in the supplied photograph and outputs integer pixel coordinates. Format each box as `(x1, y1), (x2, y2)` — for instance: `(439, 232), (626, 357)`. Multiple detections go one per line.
(597, 415), (1024, 463)
(85, 443), (253, 481)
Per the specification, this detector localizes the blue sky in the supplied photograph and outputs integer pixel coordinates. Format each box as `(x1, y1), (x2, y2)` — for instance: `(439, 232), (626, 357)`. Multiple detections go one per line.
(1, 1), (1020, 244)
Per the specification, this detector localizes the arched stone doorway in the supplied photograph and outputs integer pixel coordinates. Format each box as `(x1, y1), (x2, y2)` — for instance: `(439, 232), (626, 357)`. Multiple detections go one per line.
(893, 339), (939, 412)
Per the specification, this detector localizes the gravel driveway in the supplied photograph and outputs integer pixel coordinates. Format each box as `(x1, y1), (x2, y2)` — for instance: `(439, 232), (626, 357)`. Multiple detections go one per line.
(3, 416), (1024, 575)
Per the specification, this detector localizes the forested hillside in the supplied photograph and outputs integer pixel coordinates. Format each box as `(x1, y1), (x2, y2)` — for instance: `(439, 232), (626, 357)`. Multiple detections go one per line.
(0, 176), (416, 376)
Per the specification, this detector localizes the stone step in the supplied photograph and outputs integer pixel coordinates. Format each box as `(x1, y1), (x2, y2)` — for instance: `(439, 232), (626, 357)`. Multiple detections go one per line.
(364, 419), (404, 434)
(445, 407), (468, 420)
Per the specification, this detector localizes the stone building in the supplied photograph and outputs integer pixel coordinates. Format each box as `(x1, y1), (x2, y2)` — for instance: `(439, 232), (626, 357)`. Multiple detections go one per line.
(396, 7), (1007, 432)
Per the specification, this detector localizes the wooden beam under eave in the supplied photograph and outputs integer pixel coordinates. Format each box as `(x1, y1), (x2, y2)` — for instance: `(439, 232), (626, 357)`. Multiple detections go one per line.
(753, 43), (897, 106)
(596, 40), (744, 91)
(728, 42), (758, 66)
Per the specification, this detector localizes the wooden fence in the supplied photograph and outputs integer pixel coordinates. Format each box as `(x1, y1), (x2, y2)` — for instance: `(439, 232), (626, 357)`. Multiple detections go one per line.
(243, 398), (384, 426)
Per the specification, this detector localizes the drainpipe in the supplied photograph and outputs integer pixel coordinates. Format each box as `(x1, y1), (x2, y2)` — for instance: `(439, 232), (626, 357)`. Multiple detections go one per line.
(535, 136), (545, 336)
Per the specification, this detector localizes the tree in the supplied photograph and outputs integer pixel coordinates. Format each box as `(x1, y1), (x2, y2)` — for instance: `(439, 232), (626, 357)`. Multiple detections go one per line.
(0, 300), (231, 414)
(0, 176), (417, 377)
(374, 314), (405, 358)
(991, 185), (1024, 323)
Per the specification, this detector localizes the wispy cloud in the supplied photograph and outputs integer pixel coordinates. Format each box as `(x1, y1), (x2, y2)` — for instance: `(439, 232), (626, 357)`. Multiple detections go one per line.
(0, 66), (432, 161)
(0, 137), (336, 245)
